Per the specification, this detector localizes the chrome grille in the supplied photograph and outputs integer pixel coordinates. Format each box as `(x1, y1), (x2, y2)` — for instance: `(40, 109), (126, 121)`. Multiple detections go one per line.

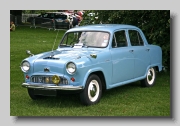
(30, 76), (69, 85)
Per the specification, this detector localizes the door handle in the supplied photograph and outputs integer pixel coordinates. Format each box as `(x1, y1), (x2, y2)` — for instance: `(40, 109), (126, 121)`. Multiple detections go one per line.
(129, 50), (134, 52)
(146, 48), (150, 51)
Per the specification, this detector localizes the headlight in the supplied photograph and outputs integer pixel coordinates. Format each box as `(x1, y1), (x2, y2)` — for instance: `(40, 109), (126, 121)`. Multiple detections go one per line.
(66, 62), (76, 74)
(21, 61), (30, 72)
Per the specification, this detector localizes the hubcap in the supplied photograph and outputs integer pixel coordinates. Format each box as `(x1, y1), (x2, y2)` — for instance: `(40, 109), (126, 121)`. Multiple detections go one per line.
(88, 80), (99, 102)
(147, 68), (155, 85)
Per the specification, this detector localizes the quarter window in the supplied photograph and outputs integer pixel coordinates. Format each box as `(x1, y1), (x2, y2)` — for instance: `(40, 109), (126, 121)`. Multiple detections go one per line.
(128, 30), (144, 46)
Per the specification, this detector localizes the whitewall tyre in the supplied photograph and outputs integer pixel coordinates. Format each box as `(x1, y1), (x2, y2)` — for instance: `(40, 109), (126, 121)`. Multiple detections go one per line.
(141, 67), (156, 87)
(80, 74), (102, 105)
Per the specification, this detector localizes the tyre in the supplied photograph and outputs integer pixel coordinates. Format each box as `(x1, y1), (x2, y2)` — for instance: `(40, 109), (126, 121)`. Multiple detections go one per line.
(141, 67), (156, 87)
(27, 89), (46, 100)
(80, 74), (102, 105)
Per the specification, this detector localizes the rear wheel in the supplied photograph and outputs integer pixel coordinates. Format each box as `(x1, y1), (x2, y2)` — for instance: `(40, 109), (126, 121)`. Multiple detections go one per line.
(141, 67), (156, 87)
(80, 74), (102, 105)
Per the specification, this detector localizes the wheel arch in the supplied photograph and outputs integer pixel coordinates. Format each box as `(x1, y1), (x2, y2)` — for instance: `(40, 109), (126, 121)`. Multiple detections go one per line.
(89, 71), (106, 91)
(149, 64), (162, 72)
(83, 68), (107, 91)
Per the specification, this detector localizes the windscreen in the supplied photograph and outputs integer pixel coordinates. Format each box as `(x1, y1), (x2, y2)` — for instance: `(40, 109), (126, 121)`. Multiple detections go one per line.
(60, 31), (110, 48)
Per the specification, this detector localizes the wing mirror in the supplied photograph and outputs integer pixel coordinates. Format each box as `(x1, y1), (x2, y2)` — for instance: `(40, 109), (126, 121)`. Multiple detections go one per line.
(26, 50), (34, 56)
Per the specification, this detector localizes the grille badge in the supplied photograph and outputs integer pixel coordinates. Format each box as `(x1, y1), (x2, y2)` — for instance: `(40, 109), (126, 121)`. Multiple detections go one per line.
(44, 67), (50, 72)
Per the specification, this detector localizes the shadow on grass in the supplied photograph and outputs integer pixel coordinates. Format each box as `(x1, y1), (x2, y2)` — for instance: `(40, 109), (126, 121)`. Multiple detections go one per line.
(27, 93), (83, 108)
(26, 81), (141, 108)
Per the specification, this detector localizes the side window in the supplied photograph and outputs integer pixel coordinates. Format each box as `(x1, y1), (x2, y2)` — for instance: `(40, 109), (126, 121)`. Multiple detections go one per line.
(42, 13), (48, 18)
(112, 30), (127, 48)
(128, 30), (144, 46)
(47, 13), (54, 18)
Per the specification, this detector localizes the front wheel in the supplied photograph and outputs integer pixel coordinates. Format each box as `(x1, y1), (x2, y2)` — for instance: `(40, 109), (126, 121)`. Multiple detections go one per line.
(80, 74), (102, 105)
(141, 67), (156, 87)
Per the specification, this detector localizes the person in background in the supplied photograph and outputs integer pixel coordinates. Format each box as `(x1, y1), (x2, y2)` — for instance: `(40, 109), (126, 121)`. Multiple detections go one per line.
(75, 12), (83, 26)
(10, 21), (15, 31)
(72, 16), (79, 27)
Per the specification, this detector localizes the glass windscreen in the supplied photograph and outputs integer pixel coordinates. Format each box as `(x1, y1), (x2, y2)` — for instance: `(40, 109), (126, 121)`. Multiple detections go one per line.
(60, 31), (110, 48)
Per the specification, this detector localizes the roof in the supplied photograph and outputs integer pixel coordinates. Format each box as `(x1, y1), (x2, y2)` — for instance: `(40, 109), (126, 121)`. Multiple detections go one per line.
(45, 12), (71, 15)
(67, 24), (140, 33)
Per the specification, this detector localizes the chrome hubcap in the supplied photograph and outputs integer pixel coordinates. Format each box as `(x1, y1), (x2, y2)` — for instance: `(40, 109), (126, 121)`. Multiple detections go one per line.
(90, 85), (97, 97)
(88, 80), (99, 102)
(147, 68), (155, 85)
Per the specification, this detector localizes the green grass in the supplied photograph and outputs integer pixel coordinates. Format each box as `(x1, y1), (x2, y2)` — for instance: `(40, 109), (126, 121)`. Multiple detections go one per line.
(10, 26), (170, 116)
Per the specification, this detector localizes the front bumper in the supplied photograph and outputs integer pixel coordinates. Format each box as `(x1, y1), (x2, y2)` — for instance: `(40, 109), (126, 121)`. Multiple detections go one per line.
(22, 83), (83, 90)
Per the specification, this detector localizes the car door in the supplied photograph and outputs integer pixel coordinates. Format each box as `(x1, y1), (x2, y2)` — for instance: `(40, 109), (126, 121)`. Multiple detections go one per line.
(127, 29), (151, 78)
(35, 13), (48, 24)
(110, 30), (134, 84)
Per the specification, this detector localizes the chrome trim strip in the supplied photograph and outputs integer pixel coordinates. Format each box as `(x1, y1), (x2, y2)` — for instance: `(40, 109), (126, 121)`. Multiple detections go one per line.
(22, 83), (83, 90)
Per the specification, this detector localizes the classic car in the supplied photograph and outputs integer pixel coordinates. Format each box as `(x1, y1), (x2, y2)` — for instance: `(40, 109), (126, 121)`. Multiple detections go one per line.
(20, 24), (163, 105)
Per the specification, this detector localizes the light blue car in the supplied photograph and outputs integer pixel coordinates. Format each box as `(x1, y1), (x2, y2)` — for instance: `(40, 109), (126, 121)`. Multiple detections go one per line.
(20, 24), (163, 105)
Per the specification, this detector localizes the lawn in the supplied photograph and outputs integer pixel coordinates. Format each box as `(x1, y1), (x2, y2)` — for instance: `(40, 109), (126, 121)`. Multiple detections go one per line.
(10, 26), (171, 116)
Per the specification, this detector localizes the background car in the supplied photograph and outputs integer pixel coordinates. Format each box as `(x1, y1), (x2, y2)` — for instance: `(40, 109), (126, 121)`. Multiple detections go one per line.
(27, 12), (72, 29)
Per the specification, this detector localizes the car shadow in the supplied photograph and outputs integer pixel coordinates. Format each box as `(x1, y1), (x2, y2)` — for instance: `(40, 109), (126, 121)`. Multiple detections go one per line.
(27, 81), (141, 108)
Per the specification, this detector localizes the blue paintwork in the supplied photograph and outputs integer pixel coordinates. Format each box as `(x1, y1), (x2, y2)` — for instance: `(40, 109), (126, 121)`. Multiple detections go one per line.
(21, 24), (163, 91)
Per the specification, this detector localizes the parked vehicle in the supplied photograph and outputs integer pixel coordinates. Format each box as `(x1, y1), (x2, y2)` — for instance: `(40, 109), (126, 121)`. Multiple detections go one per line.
(27, 12), (72, 29)
(20, 24), (163, 105)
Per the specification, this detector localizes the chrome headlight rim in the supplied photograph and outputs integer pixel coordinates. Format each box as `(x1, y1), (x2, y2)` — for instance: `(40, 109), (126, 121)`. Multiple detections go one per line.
(66, 62), (77, 75)
(21, 61), (30, 73)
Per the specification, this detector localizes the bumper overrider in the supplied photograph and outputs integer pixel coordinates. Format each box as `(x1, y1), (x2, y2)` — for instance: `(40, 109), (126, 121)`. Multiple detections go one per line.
(22, 83), (83, 90)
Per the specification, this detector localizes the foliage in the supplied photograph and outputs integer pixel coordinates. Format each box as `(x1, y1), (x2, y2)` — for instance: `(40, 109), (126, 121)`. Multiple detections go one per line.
(81, 10), (170, 71)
